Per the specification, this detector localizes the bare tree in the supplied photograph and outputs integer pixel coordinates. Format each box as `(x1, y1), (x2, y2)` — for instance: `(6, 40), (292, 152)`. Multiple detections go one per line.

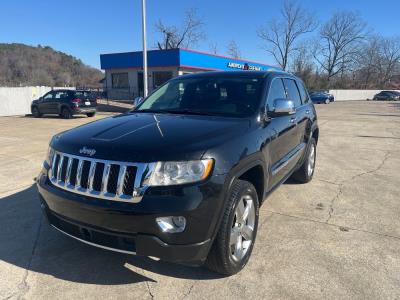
(355, 36), (382, 88)
(290, 43), (316, 88)
(209, 42), (218, 55)
(155, 9), (205, 49)
(226, 40), (241, 58)
(378, 37), (400, 86)
(257, 0), (316, 70)
(314, 12), (367, 83)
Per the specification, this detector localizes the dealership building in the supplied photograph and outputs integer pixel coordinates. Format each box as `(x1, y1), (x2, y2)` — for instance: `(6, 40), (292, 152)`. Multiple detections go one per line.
(100, 48), (280, 100)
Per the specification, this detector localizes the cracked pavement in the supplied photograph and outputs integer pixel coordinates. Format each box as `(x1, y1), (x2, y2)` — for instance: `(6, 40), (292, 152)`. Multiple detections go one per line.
(0, 101), (400, 299)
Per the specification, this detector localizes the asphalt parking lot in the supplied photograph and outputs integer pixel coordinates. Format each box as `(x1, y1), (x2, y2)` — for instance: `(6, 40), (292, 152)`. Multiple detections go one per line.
(0, 101), (399, 299)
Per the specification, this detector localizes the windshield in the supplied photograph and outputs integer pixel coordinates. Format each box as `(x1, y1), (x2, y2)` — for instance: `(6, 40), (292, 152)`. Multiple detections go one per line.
(136, 76), (264, 117)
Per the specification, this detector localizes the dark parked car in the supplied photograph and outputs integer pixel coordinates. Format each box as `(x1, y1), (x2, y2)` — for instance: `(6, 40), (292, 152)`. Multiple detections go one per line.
(36, 71), (319, 275)
(372, 91), (400, 101)
(309, 90), (334, 104)
(31, 90), (97, 119)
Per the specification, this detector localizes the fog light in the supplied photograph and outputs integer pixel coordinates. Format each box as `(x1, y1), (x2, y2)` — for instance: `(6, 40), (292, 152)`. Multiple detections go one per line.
(156, 216), (186, 233)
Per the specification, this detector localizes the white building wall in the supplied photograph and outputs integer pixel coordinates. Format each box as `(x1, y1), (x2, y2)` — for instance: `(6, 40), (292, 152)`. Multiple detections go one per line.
(0, 87), (75, 117)
(328, 90), (400, 101)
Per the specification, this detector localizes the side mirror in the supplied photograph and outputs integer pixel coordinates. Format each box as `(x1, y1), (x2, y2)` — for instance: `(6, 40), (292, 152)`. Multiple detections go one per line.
(269, 99), (296, 116)
(133, 97), (144, 107)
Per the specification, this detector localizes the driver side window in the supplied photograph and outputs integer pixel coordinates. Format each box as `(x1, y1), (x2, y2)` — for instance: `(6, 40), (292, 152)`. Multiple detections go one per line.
(43, 92), (54, 102)
(266, 78), (286, 111)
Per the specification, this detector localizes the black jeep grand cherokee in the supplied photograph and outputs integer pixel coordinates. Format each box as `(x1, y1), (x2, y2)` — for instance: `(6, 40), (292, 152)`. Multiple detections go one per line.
(36, 71), (318, 275)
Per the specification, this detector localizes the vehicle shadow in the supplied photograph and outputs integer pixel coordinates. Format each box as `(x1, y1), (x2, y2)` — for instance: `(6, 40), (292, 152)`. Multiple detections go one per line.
(0, 185), (221, 286)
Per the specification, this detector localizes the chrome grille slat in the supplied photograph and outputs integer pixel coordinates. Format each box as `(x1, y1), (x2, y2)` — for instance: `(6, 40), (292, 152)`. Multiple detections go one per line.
(116, 165), (127, 196)
(51, 153), (58, 179)
(76, 159), (84, 188)
(65, 158), (73, 185)
(57, 155), (64, 181)
(101, 164), (111, 194)
(49, 151), (154, 203)
(88, 161), (97, 191)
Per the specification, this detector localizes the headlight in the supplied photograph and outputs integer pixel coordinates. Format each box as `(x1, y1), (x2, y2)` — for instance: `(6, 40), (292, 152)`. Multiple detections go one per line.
(45, 146), (55, 166)
(148, 159), (213, 186)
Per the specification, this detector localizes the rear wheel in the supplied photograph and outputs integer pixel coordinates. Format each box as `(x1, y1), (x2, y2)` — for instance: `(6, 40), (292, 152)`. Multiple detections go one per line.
(32, 106), (41, 118)
(205, 179), (259, 275)
(60, 107), (72, 119)
(291, 138), (316, 183)
(86, 112), (96, 117)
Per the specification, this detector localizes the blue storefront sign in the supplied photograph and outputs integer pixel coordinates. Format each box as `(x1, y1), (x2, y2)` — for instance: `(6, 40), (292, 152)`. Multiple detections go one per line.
(100, 48), (280, 72)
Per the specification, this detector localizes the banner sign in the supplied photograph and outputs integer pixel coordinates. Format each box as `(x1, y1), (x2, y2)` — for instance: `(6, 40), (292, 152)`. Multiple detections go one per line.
(227, 62), (262, 71)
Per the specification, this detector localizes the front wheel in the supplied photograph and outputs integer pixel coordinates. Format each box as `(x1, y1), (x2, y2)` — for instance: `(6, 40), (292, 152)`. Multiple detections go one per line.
(205, 179), (259, 275)
(86, 112), (96, 117)
(32, 106), (41, 118)
(291, 138), (316, 183)
(325, 98), (330, 104)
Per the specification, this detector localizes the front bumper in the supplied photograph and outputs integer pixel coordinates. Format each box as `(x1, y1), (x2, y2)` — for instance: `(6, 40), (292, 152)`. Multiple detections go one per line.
(36, 167), (226, 265)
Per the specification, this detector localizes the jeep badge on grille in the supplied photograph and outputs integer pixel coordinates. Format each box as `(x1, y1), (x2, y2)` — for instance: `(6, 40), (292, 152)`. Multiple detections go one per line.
(79, 146), (96, 156)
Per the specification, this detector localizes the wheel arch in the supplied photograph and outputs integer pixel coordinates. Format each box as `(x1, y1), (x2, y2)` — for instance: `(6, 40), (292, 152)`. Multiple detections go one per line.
(227, 159), (267, 205)
(59, 104), (70, 113)
(312, 127), (319, 144)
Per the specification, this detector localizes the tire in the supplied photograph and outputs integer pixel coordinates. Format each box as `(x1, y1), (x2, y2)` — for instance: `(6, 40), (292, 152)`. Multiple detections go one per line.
(205, 179), (259, 275)
(291, 137), (316, 183)
(60, 107), (72, 119)
(86, 112), (96, 117)
(31, 106), (41, 118)
(324, 98), (330, 104)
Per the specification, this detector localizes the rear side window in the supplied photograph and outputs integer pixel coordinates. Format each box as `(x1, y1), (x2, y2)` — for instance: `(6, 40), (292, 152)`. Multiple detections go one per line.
(266, 78), (286, 110)
(283, 79), (302, 107)
(73, 91), (93, 99)
(297, 81), (310, 104)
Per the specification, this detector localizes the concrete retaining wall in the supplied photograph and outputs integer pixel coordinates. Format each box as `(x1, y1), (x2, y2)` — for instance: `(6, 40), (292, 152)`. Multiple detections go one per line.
(328, 90), (400, 101)
(1, 86), (400, 116)
(0, 87), (74, 117)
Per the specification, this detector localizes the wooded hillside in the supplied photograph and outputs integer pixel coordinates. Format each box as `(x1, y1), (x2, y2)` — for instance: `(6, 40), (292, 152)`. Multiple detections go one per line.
(0, 43), (103, 87)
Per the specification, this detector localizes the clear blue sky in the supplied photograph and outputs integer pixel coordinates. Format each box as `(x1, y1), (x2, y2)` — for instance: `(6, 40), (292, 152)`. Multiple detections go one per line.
(0, 0), (398, 69)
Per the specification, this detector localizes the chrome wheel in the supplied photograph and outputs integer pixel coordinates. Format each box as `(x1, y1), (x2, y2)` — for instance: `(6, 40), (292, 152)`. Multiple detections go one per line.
(307, 144), (316, 177)
(230, 195), (255, 262)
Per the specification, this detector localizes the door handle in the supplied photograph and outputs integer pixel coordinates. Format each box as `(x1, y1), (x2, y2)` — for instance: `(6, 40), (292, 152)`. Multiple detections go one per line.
(305, 110), (310, 114)
(290, 117), (297, 123)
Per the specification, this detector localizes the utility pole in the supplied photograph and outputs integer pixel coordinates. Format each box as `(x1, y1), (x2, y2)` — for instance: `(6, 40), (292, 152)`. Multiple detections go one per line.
(141, 0), (148, 97)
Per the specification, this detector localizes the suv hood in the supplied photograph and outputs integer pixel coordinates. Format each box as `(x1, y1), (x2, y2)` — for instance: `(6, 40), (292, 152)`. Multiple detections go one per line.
(52, 112), (250, 162)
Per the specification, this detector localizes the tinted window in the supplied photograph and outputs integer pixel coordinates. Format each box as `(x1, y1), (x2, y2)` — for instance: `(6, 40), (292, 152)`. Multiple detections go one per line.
(266, 78), (286, 110)
(137, 76), (263, 117)
(43, 92), (54, 101)
(153, 71), (173, 88)
(54, 91), (69, 100)
(297, 81), (309, 104)
(73, 91), (93, 99)
(112, 73), (129, 89)
(283, 79), (302, 107)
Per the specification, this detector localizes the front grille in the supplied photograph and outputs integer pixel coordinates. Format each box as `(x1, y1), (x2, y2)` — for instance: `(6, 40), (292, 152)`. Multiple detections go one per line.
(49, 151), (155, 203)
